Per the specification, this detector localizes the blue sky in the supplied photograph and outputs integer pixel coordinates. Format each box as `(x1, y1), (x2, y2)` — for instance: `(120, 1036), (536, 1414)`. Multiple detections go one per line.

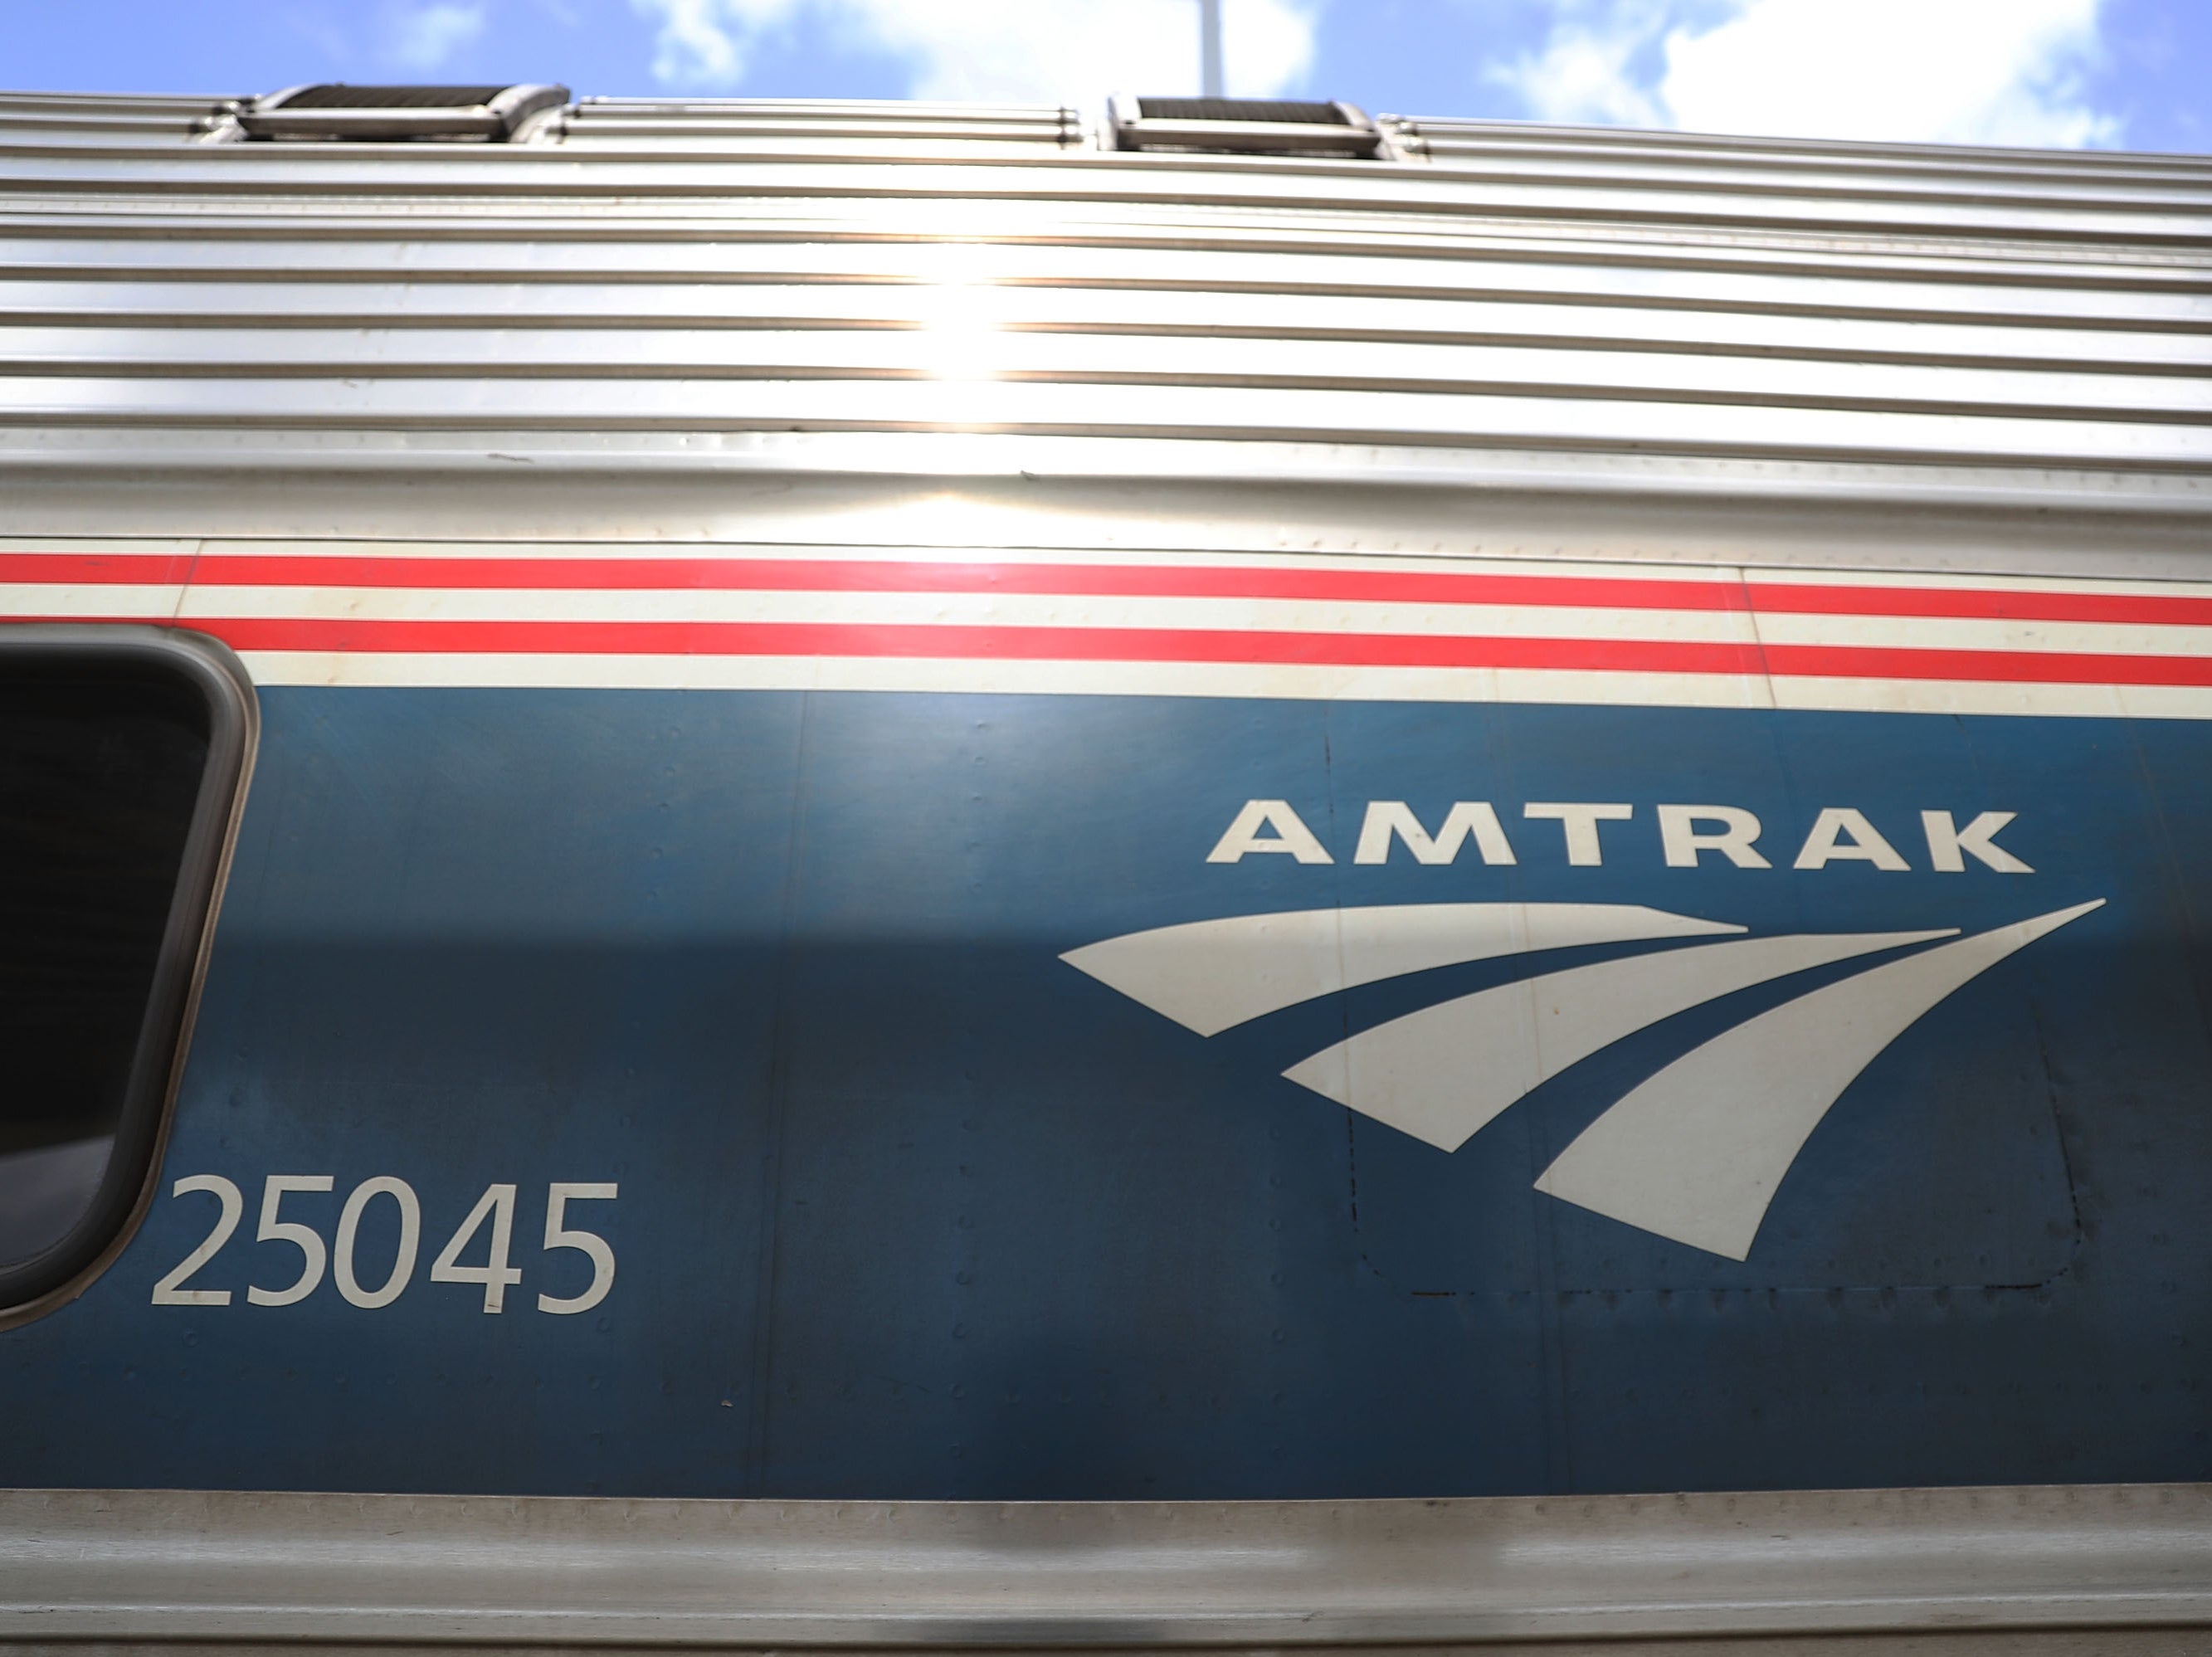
(3, 0), (2208, 154)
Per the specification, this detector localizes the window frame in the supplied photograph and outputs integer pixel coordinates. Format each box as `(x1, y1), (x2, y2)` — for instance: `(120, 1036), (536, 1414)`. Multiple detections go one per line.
(0, 625), (256, 1322)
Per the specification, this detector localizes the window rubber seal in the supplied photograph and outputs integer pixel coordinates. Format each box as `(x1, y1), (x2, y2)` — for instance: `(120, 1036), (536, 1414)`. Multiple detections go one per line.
(0, 625), (257, 1325)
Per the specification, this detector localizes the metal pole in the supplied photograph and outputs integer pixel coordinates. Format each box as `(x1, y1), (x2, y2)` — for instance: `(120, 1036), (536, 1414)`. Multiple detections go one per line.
(1200, 0), (1224, 97)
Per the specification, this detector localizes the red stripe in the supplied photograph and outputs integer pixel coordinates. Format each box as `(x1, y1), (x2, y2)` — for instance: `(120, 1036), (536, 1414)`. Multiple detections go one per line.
(7, 549), (2212, 629)
(217, 556), (1702, 606)
(28, 612), (2209, 688)
(0, 550), (1756, 612)
(1761, 643), (2212, 686)
(0, 552), (193, 584)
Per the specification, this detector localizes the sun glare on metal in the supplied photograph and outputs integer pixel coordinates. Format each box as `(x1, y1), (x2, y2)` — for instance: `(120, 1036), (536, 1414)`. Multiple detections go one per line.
(911, 241), (1009, 384)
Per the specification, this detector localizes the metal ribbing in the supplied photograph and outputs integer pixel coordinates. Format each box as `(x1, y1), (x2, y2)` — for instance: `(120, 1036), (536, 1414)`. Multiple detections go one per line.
(0, 90), (2200, 487)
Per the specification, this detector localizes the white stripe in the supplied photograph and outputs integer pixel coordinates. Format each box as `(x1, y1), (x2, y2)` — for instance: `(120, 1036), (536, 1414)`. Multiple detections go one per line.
(1750, 612), (2212, 657)
(1766, 675), (2136, 718)
(1747, 563), (2212, 601)
(227, 651), (2212, 718)
(231, 651), (1777, 703)
(0, 538), (198, 558)
(0, 584), (183, 618)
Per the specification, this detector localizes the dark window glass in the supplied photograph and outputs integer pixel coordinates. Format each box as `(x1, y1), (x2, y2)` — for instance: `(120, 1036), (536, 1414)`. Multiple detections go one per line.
(0, 635), (251, 1308)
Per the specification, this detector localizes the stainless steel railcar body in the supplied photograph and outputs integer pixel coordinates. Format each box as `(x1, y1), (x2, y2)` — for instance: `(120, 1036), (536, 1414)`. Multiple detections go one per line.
(2, 85), (2210, 1650)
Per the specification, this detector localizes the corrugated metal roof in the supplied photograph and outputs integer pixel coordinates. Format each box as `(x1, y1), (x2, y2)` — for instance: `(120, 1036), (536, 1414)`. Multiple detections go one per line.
(0, 87), (2204, 534)
(0, 92), (235, 148)
(563, 95), (1082, 151)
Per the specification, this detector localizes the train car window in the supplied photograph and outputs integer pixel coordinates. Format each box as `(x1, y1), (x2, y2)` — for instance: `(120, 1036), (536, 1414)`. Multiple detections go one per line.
(0, 629), (253, 1315)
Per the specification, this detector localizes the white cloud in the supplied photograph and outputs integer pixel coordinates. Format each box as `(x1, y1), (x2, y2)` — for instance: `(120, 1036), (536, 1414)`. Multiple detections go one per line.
(386, 2), (490, 71)
(1485, 0), (1669, 128)
(631, 0), (1316, 102)
(1491, 0), (2118, 149)
(630, 0), (800, 85)
(1665, 0), (2116, 146)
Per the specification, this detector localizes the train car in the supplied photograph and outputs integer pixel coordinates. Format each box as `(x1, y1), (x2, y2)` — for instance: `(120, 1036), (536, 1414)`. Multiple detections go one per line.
(2, 82), (2210, 1650)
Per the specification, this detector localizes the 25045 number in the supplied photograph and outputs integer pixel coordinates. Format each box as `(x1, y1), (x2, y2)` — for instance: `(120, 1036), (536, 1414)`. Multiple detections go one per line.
(149, 1176), (618, 1314)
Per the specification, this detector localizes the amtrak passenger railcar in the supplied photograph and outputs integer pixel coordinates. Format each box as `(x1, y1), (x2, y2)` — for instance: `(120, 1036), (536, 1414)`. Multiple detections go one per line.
(2, 84), (2211, 1649)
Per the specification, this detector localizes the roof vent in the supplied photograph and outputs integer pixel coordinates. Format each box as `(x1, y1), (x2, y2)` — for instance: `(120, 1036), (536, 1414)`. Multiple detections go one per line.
(1108, 93), (1384, 156)
(233, 83), (568, 142)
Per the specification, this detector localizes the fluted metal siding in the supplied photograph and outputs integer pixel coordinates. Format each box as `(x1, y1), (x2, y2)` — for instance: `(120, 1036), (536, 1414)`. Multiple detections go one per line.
(0, 90), (2204, 509)
(560, 94), (1083, 149)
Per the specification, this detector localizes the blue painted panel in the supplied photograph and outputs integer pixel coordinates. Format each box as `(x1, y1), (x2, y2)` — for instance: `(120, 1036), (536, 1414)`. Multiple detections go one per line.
(3, 689), (2208, 1497)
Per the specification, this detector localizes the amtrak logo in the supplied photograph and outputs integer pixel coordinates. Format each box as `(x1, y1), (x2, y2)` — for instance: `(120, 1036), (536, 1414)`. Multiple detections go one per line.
(1063, 899), (2101, 1260)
